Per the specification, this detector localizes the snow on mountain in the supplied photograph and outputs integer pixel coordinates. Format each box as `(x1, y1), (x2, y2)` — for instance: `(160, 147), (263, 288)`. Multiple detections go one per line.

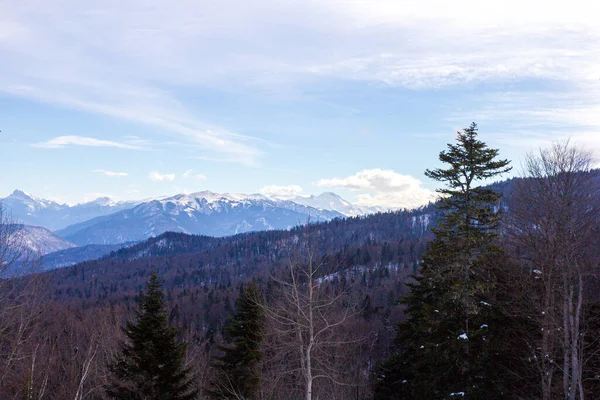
(3, 190), (64, 213)
(84, 196), (120, 207)
(56, 192), (345, 245)
(190, 190), (269, 203)
(15, 225), (76, 255)
(1, 189), (379, 231)
(2, 189), (384, 246)
(0, 190), (138, 230)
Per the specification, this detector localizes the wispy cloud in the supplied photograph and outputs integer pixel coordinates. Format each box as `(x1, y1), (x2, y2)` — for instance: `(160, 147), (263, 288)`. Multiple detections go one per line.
(93, 169), (128, 177)
(4, 3), (598, 103)
(448, 88), (600, 152)
(0, 1), (272, 165)
(317, 169), (435, 209)
(3, 0), (600, 166)
(32, 136), (143, 150)
(260, 184), (303, 199)
(148, 172), (175, 182)
(182, 169), (207, 180)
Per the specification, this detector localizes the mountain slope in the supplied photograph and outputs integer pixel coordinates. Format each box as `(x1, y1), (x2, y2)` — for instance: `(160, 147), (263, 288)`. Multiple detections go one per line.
(16, 225), (76, 255)
(56, 192), (345, 245)
(40, 243), (134, 270)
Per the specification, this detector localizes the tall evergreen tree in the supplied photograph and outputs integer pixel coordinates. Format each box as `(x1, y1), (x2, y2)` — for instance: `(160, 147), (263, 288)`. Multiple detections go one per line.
(105, 272), (197, 400)
(375, 123), (512, 399)
(207, 281), (264, 399)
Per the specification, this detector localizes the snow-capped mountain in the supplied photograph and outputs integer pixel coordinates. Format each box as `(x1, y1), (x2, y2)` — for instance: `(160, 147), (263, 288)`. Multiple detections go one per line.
(291, 192), (385, 217)
(1, 189), (383, 246)
(56, 191), (345, 245)
(15, 225), (76, 255)
(0, 190), (139, 230)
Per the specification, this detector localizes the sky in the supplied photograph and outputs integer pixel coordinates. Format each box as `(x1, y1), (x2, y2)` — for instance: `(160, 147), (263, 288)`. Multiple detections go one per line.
(1, 0), (599, 208)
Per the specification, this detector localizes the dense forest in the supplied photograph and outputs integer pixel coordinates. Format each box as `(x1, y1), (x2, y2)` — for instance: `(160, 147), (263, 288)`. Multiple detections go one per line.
(1, 125), (600, 399)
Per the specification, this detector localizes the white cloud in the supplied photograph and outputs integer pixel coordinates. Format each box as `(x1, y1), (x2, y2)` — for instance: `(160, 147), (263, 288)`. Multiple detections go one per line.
(32, 136), (142, 150)
(260, 184), (303, 199)
(182, 169), (207, 180)
(93, 169), (128, 177)
(149, 172), (175, 182)
(317, 169), (435, 209)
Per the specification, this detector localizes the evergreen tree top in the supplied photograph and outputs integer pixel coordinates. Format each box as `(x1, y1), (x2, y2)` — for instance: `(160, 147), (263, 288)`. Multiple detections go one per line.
(106, 271), (198, 400)
(137, 271), (167, 319)
(425, 122), (512, 196)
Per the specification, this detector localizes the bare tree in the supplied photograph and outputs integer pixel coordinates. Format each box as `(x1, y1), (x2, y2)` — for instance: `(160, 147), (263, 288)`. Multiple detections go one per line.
(507, 141), (600, 399)
(0, 203), (46, 392)
(261, 235), (363, 400)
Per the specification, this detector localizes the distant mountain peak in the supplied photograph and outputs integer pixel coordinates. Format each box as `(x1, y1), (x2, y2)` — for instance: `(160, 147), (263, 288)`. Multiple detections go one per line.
(6, 190), (65, 211)
(9, 189), (35, 200)
(317, 192), (342, 198)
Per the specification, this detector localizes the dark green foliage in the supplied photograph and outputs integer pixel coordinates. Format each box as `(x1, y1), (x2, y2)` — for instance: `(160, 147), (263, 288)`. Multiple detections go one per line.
(207, 282), (264, 399)
(425, 122), (511, 250)
(375, 123), (512, 399)
(105, 272), (197, 400)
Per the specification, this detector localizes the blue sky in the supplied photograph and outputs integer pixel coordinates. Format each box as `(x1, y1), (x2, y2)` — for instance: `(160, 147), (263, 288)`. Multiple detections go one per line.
(1, 0), (599, 207)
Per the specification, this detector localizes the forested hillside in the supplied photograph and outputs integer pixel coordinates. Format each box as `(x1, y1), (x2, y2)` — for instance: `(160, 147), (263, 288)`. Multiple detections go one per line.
(45, 203), (436, 303)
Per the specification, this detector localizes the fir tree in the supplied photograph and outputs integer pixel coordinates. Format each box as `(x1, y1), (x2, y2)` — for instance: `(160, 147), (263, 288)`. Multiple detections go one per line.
(375, 123), (511, 399)
(105, 272), (197, 400)
(207, 281), (264, 399)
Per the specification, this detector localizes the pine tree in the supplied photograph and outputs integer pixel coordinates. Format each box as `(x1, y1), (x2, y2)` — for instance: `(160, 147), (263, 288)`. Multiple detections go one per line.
(105, 272), (197, 400)
(375, 123), (511, 399)
(207, 281), (264, 399)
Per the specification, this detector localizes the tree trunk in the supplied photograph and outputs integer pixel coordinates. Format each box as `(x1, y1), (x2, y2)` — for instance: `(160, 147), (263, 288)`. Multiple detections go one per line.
(567, 271), (584, 400)
(563, 278), (571, 398)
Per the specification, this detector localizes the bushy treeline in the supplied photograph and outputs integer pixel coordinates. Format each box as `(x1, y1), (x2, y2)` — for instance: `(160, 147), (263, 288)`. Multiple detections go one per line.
(1, 124), (600, 399)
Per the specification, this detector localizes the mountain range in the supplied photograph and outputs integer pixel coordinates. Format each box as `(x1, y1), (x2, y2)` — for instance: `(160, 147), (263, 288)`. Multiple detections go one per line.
(54, 191), (346, 245)
(1, 189), (383, 251)
(1, 190), (138, 230)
